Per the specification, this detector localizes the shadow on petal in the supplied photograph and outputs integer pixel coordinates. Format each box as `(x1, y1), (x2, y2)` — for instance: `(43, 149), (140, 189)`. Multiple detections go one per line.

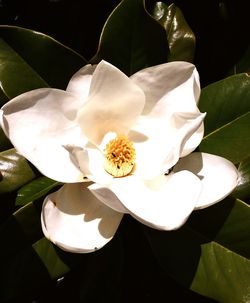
(42, 183), (123, 252)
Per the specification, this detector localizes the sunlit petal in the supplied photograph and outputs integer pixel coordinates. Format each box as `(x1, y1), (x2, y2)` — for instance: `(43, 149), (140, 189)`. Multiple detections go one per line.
(67, 145), (113, 185)
(77, 60), (145, 145)
(131, 61), (200, 115)
(180, 123), (204, 157)
(41, 183), (123, 253)
(130, 112), (205, 179)
(173, 152), (239, 209)
(93, 172), (201, 230)
(89, 183), (129, 213)
(66, 64), (96, 99)
(1, 88), (86, 182)
(131, 61), (204, 159)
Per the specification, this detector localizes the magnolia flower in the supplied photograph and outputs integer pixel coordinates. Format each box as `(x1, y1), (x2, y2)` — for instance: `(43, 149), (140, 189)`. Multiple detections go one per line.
(0, 60), (238, 253)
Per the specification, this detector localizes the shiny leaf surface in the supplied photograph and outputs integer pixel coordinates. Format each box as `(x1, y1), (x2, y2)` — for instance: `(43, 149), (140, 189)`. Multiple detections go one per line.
(16, 176), (62, 206)
(199, 73), (250, 163)
(149, 2), (195, 62)
(91, 0), (169, 75)
(0, 38), (48, 100)
(0, 25), (87, 92)
(0, 148), (36, 194)
(232, 157), (250, 203)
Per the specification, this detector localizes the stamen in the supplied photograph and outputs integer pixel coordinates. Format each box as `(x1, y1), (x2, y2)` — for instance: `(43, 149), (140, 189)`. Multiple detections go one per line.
(104, 135), (135, 177)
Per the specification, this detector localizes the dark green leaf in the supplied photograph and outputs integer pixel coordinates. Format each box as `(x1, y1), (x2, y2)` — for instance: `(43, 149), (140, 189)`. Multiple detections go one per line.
(0, 25), (87, 93)
(16, 176), (62, 206)
(232, 157), (250, 203)
(91, 0), (169, 75)
(199, 73), (250, 163)
(0, 148), (36, 193)
(149, 2), (195, 63)
(0, 38), (49, 100)
(144, 197), (250, 303)
(32, 238), (71, 280)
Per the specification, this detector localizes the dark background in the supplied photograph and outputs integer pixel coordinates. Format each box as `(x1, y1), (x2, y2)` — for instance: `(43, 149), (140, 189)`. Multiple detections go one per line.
(0, 0), (249, 87)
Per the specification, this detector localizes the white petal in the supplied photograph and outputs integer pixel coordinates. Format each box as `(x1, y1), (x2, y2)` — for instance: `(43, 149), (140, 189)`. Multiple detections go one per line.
(173, 152), (239, 209)
(130, 112), (205, 179)
(93, 172), (201, 230)
(89, 183), (129, 213)
(130, 61), (200, 115)
(1, 88), (86, 182)
(180, 123), (204, 157)
(67, 145), (113, 185)
(41, 183), (123, 253)
(66, 64), (95, 99)
(76, 60), (145, 146)
(131, 61), (204, 158)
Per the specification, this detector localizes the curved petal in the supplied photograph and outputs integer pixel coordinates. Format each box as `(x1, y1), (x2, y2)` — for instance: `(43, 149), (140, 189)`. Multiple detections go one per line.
(173, 152), (239, 209)
(41, 183), (123, 253)
(180, 123), (204, 157)
(89, 182), (129, 213)
(92, 172), (201, 230)
(130, 61), (200, 115)
(1, 88), (86, 182)
(76, 60), (145, 146)
(66, 63), (95, 99)
(130, 111), (205, 179)
(68, 145), (113, 185)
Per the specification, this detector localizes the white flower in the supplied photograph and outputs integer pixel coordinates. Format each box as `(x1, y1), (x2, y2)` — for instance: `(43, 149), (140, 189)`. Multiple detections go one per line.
(0, 60), (238, 253)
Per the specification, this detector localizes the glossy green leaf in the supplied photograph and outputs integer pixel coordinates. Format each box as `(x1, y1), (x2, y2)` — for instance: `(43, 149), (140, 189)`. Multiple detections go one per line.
(232, 157), (250, 203)
(16, 176), (62, 206)
(199, 73), (250, 163)
(144, 197), (250, 303)
(0, 38), (49, 101)
(149, 2), (195, 63)
(0, 25), (87, 93)
(32, 238), (71, 280)
(0, 148), (36, 194)
(91, 0), (169, 75)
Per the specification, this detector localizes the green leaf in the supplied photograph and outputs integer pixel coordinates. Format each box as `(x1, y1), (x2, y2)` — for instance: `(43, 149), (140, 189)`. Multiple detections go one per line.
(144, 197), (250, 303)
(32, 238), (71, 280)
(0, 38), (49, 101)
(232, 157), (250, 203)
(149, 2), (196, 63)
(91, 0), (169, 75)
(0, 25), (87, 94)
(0, 148), (36, 194)
(199, 73), (250, 163)
(16, 176), (62, 206)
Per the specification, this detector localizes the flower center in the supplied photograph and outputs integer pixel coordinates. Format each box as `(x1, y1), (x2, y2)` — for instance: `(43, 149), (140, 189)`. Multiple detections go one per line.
(104, 135), (135, 177)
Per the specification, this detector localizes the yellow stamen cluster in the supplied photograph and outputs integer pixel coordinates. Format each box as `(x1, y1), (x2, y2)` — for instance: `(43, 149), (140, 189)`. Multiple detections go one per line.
(104, 135), (135, 177)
